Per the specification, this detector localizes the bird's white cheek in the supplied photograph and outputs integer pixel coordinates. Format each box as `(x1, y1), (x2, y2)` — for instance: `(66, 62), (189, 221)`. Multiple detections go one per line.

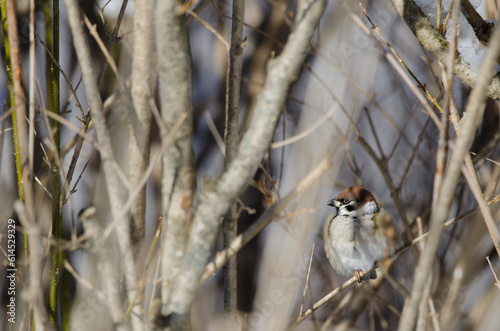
(361, 201), (379, 215)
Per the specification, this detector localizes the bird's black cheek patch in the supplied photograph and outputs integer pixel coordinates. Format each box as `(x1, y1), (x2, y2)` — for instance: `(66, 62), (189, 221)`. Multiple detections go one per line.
(345, 205), (355, 212)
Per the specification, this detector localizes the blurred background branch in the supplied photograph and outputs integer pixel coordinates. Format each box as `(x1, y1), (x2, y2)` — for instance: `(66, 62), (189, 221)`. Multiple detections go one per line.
(1, 0), (499, 330)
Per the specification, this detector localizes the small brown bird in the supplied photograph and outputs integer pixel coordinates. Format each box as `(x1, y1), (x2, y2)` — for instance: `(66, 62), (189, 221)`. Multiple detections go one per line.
(323, 186), (398, 282)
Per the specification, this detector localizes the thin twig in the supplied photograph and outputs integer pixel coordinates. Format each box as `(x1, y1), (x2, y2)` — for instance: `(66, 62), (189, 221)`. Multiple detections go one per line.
(203, 110), (225, 155)
(384, 54), (440, 127)
(35, 31), (84, 117)
(386, 101), (419, 162)
(397, 118), (431, 190)
(67, 152), (95, 197)
(398, 2), (500, 327)
(14, 201), (53, 331)
(96, 0), (129, 86)
(125, 223), (163, 316)
(63, 259), (97, 293)
(28, 0), (35, 176)
(270, 105), (338, 149)
(356, 134), (413, 243)
(290, 276), (358, 328)
(201, 158), (331, 284)
(83, 14), (128, 97)
(103, 113), (188, 239)
(78, 207), (130, 331)
(486, 256), (500, 290)
(300, 243), (315, 316)
(360, 3), (442, 112)
(461, 165), (500, 258)
(315, 39), (433, 177)
(35, 176), (53, 199)
(186, 7), (230, 50)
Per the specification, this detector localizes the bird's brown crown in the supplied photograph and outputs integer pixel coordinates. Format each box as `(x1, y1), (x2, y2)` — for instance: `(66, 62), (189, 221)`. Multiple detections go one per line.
(337, 186), (376, 205)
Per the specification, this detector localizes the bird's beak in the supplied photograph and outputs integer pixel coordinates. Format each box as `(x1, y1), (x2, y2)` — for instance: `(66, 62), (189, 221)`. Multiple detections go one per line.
(327, 199), (341, 208)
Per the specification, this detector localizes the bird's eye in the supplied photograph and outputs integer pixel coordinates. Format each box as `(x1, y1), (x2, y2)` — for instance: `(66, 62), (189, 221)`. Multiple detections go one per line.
(342, 198), (350, 204)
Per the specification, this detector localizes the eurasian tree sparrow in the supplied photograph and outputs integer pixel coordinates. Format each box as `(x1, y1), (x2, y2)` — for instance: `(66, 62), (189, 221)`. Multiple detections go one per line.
(324, 186), (399, 282)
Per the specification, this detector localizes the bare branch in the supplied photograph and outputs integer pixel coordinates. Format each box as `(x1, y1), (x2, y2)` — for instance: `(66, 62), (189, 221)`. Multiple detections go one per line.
(62, 1), (143, 329)
(14, 201), (53, 331)
(222, 0), (246, 315)
(155, 0), (196, 316)
(168, 0), (327, 320)
(461, 165), (500, 257)
(460, 0), (494, 45)
(201, 158), (331, 283)
(79, 207), (131, 331)
(398, 2), (500, 328)
(129, 0), (156, 254)
(389, 0), (500, 99)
